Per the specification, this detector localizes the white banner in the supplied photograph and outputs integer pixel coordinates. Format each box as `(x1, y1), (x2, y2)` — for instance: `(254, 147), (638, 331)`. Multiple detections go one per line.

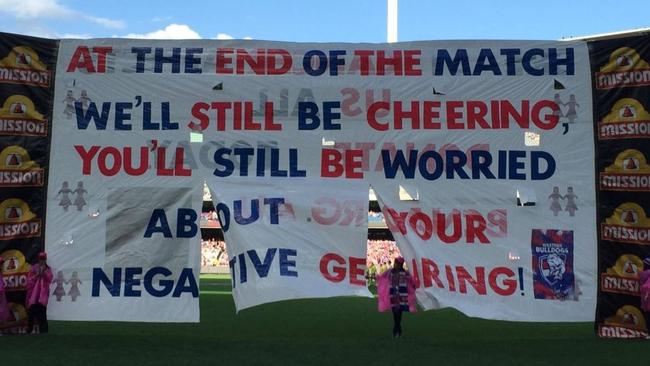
(207, 179), (372, 311)
(44, 38), (594, 321)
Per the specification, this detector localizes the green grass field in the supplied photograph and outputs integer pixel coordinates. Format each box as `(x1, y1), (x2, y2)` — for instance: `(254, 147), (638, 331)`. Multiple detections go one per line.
(3, 274), (649, 366)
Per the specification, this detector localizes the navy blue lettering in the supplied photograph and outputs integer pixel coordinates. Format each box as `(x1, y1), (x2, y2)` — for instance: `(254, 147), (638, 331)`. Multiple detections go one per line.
(289, 149), (306, 177)
(155, 47), (181, 73)
(279, 249), (298, 277)
(92, 267), (121, 296)
(434, 49), (470, 76)
(522, 49), (545, 76)
(383, 149), (417, 179)
(500, 49), (520, 75)
(177, 208), (198, 238)
(124, 267), (142, 297)
(549, 48), (574, 75)
(508, 150), (527, 180)
(114, 102), (132, 130)
(213, 148), (234, 177)
(445, 150), (470, 179)
(234, 199), (259, 225)
(173, 268), (199, 297)
(471, 150), (495, 179)
(144, 209), (173, 238)
(264, 198), (285, 224)
(132, 47), (151, 73)
(144, 266), (173, 297)
(185, 48), (203, 73)
(473, 49), (501, 76)
(531, 151), (556, 180)
(76, 102), (110, 130)
(303, 50), (327, 76)
(329, 50), (346, 75)
(247, 249), (277, 278)
(418, 150), (443, 180)
(298, 102), (320, 130)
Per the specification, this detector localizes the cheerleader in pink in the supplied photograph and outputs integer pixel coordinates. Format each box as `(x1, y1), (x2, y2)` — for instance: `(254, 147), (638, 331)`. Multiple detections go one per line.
(26, 252), (53, 334)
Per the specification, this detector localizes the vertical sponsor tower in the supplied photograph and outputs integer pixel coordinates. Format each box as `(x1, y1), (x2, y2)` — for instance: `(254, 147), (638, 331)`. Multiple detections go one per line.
(0, 33), (56, 334)
(590, 35), (650, 338)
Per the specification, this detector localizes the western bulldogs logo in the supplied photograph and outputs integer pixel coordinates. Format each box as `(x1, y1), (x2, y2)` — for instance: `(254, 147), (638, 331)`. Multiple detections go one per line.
(532, 229), (576, 300)
(539, 253), (567, 285)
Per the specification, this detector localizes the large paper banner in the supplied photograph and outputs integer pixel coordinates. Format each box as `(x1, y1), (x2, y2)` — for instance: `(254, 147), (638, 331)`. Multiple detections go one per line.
(43, 37), (595, 321)
(208, 179), (372, 311)
(365, 40), (596, 321)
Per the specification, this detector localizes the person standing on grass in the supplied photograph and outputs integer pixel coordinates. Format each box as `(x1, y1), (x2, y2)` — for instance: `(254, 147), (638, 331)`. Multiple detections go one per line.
(377, 256), (416, 338)
(26, 252), (53, 334)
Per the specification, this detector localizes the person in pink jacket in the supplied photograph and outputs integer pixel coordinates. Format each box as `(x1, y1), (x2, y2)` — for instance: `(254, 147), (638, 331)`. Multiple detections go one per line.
(26, 251), (53, 334)
(0, 256), (12, 323)
(376, 256), (416, 338)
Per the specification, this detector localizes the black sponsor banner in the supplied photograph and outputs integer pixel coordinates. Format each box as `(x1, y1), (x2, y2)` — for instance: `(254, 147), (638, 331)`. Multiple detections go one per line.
(590, 35), (650, 339)
(0, 32), (57, 334)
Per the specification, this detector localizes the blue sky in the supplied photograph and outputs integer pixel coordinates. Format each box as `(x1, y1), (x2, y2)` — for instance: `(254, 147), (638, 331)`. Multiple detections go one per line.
(0, 0), (649, 42)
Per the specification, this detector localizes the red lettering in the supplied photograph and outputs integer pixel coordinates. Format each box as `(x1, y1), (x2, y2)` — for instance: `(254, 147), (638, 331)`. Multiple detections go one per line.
(92, 47), (112, 73)
(403, 50), (422, 76)
(174, 147), (191, 176)
(376, 50), (402, 75)
(422, 258), (444, 288)
(466, 101), (490, 129)
(394, 101), (420, 129)
(456, 266), (487, 294)
(489, 267), (517, 296)
(97, 146), (121, 176)
(344, 149), (364, 179)
(436, 210), (462, 243)
(349, 257), (366, 285)
(74, 145), (100, 175)
(320, 253), (346, 282)
(446, 101), (464, 129)
(216, 48), (234, 74)
(264, 102), (281, 130)
(67, 46), (95, 73)
(464, 210), (489, 244)
(500, 100), (529, 129)
(156, 147), (174, 176)
(123, 146), (148, 175)
(267, 49), (292, 75)
(532, 100), (560, 130)
(353, 50), (374, 75)
(210, 102), (232, 131)
(422, 101), (441, 129)
(408, 211), (433, 240)
(188, 102), (210, 131)
(321, 149), (344, 177)
(367, 101), (390, 131)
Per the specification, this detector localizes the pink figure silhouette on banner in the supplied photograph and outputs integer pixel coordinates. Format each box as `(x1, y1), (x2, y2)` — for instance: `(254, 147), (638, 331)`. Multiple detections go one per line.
(52, 271), (67, 302)
(73, 181), (87, 211)
(67, 271), (82, 302)
(564, 186), (578, 217)
(548, 186), (563, 216)
(63, 90), (76, 119)
(57, 181), (72, 211)
(564, 95), (580, 123)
